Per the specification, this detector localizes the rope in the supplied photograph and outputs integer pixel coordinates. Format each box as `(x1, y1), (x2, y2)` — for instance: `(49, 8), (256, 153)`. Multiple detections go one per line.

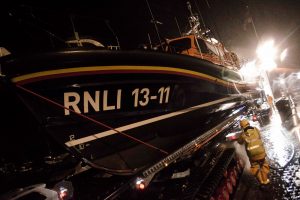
(16, 84), (169, 155)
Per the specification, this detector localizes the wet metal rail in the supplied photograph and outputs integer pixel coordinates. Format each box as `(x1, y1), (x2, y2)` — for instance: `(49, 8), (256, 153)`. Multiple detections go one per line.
(104, 107), (245, 199)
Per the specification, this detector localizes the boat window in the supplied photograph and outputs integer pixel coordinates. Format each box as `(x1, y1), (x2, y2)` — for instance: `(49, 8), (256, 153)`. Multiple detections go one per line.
(205, 41), (224, 56)
(196, 39), (210, 53)
(167, 38), (191, 53)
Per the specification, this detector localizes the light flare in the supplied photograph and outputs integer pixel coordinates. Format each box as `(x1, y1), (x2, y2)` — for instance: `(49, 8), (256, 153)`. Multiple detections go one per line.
(256, 40), (277, 61)
(239, 60), (259, 82)
(280, 48), (288, 62)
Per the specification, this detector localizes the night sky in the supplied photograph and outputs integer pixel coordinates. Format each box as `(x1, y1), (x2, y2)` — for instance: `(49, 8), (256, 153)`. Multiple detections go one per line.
(1, 0), (300, 67)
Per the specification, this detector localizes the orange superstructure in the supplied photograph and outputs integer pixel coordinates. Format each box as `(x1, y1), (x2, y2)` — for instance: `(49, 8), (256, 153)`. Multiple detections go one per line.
(165, 35), (240, 70)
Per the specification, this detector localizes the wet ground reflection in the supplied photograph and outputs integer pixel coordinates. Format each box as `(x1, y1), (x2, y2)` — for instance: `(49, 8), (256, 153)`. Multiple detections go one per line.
(260, 113), (294, 168)
(234, 110), (300, 199)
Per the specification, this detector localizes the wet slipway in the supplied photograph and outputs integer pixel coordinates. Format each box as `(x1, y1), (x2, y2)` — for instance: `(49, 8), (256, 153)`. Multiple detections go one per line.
(234, 107), (300, 200)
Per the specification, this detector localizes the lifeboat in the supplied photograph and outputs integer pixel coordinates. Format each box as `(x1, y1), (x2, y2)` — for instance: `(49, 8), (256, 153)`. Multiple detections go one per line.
(0, 49), (258, 174)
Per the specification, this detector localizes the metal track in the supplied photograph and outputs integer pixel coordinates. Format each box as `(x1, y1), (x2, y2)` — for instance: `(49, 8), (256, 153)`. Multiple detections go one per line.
(141, 109), (243, 180)
(181, 146), (226, 200)
(195, 148), (236, 199)
(104, 107), (244, 199)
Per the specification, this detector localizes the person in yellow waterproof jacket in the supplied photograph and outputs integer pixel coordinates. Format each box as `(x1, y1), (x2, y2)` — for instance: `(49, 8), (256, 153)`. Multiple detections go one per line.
(238, 119), (270, 185)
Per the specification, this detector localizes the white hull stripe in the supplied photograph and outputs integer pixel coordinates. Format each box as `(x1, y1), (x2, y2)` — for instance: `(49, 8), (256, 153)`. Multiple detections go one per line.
(65, 96), (239, 147)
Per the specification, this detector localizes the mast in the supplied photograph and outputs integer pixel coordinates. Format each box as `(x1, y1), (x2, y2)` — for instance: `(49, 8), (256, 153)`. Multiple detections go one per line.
(193, 0), (208, 33)
(185, 1), (225, 67)
(185, 2), (203, 58)
(186, 1), (201, 37)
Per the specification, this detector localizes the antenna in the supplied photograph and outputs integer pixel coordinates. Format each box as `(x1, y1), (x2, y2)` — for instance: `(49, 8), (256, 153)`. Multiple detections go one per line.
(105, 20), (121, 49)
(245, 5), (259, 40)
(193, 0), (208, 33)
(187, 1), (193, 16)
(202, 0), (222, 42)
(70, 15), (82, 47)
(174, 17), (182, 37)
(145, 0), (163, 48)
(147, 33), (153, 49)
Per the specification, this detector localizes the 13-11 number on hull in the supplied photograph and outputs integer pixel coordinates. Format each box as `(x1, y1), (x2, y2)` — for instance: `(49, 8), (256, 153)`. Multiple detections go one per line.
(132, 86), (170, 107)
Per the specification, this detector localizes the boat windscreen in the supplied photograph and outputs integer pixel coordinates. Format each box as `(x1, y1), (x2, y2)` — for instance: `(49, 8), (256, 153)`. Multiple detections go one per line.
(196, 39), (210, 53)
(168, 38), (191, 53)
(205, 41), (225, 57)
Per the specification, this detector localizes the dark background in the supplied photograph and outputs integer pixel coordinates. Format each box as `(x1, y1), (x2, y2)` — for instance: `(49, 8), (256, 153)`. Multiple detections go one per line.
(1, 0), (300, 67)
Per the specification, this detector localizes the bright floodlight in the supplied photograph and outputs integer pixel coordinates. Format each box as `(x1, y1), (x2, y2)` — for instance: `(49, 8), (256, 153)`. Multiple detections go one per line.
(256, 40), (278, 71)
(280, 48), (288, 62)
(256, 40), (277, 61)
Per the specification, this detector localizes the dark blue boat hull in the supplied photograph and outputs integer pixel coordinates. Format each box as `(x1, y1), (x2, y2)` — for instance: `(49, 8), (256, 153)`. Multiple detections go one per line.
(0, 50), (258, 173)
